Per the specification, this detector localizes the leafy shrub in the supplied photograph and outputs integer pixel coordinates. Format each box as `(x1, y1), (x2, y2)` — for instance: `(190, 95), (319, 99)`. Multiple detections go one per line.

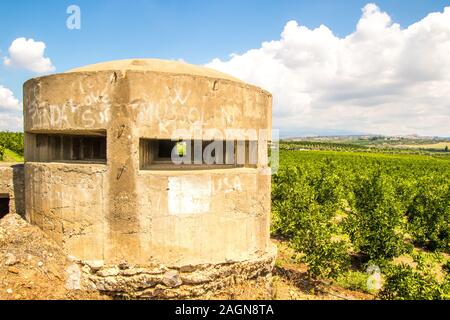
(0, 144), (4, 161)
(290, 202), (351, 279)
(345, 169), (407, 261)
(272, 161), (350, 278)
(443, 261), (450, 274)
(272, 166), (310, 238)
(407, 176), (450, 252)
(335, 271), (371, 293)
(379, 254), (450, 300)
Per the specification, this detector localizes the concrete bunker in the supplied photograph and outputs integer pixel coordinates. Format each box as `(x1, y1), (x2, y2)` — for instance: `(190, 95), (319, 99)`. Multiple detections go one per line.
(22, 58), (276, 298)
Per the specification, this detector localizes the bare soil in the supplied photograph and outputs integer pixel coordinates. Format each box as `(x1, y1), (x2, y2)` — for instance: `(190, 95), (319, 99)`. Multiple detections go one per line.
(270, 239), (373, 300)
(0, 213), (107, 300)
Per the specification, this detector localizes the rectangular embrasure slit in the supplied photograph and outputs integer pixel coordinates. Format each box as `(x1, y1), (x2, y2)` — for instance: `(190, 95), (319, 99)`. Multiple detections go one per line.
(139, 138), (258, 170)
(29, 133), (107, 163)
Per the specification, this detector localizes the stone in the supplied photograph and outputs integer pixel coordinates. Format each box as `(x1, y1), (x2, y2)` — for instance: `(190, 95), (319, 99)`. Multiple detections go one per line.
(81, 265), (91, 274)
(77, 249), (276, 299)
(95, 277), (119, 291)
(97, 267), (120, 277)
(162, 270), (182, 288)
(65, 263), (81, 290)
(5, 253), (17, 266)
(84, 260), (104, 271)
(180, 273), (211, 285)
(179, 264), (198, 273)
(85, 281), (97, 291)
(67, 255), (80, 263)
(8, 267), (19, 274)
(120, 268), (144, 276)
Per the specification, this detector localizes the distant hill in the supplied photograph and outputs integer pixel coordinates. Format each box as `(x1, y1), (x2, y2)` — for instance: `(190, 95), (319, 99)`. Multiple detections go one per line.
(281, 135), (450, 155)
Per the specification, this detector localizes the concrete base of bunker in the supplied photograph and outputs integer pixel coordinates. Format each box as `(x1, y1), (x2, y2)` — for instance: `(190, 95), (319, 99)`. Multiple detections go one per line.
(78, 245), (277, 299)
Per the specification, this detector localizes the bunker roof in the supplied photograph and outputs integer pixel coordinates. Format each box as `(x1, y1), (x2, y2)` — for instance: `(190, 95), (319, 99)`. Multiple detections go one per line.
(66, 58), (243, 83)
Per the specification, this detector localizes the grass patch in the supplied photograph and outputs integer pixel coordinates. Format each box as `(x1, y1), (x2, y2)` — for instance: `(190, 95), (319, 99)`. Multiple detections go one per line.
(334, 271), (372, 293)
(1, 148), (24, 162)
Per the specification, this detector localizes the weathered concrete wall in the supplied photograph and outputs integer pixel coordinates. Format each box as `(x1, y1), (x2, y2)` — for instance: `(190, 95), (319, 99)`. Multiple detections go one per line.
(23, 70), (271, 137)
(127, 71), (272, 138)
(23, 59), (274, 275)
(0, 164), (25, 216)
(24, 163), (107, 260)
(23, 166), (271, 266)
(135, 169), (271, 266)
(23, 72), (113, 133)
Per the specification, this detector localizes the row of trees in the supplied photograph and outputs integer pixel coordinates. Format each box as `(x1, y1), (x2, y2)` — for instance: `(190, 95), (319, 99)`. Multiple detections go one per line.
(281, 140), (449, 155)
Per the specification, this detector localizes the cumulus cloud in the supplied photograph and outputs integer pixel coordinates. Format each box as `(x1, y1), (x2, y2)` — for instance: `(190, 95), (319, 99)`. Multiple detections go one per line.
(0, 85), (21, 111)
(207, 4), (450, 137)
(3, 37), (55, 73)
(0, 113), (23, 131)
(0, 85), (23, 131)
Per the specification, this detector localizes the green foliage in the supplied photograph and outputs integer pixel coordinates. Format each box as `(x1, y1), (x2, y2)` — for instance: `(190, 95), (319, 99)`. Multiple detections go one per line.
(346, 170), (407, 261)
(272, 160), (350, 278)
(443, 261), (450, 274)
(406, 176), (450, 252)
(176, 141), (187, 157)
(273, 146), (450, 284)
(378, 254), (450, 300)
(0, 132), (24, 157)
(281, 140), (371, 153)
(335, 271), (371, 293)
(290, 203), (351, 279)
(0, 144), (4, 161)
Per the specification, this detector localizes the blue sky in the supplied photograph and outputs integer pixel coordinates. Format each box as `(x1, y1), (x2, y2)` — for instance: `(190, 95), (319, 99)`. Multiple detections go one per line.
(1, 1), (450, 135)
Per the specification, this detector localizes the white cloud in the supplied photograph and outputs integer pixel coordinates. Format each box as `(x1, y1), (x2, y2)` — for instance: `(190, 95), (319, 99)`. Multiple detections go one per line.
(0, 113), (23, 132)
(3, 37), (55, 73)
(0, 85), (21, 111)
(0, 85), (22, 131)
(207, 4), (450, 137)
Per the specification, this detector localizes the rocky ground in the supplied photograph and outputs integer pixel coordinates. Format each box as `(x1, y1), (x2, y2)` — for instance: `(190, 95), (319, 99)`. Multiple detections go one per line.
(0, 213), (371, 300)
(0, 213), (106, 300)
